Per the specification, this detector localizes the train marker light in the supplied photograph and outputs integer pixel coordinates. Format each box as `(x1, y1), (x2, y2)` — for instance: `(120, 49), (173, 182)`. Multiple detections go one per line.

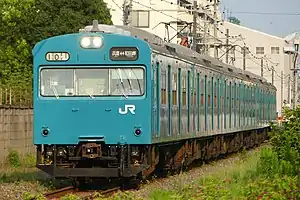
(134, 128), (142, 136)
(42, 128), (49, 136)
(80, 36), (103, 49)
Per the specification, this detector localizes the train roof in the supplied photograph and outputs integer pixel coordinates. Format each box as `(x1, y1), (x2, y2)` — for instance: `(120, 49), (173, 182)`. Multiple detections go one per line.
(82, 23), (275, 90)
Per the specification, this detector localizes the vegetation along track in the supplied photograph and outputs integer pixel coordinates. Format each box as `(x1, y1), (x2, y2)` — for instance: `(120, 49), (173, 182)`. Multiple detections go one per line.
(41, 186), (120, 200)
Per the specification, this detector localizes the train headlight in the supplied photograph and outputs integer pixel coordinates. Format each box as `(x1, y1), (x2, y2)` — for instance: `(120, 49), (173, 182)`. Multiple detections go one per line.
(80, 37), (91, 48)
(80, 36), (103, 49)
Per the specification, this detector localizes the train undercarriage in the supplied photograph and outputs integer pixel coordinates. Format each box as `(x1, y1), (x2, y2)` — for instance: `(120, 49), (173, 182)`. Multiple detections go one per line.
(36, 127), (270, 188)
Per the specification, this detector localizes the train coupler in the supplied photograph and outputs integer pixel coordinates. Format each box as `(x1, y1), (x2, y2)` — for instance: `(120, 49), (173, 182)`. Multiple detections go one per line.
(81, 143), (102, 159)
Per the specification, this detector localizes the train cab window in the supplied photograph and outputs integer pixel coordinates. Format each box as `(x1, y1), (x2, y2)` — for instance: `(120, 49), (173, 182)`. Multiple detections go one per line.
(40, 67), (145, 97)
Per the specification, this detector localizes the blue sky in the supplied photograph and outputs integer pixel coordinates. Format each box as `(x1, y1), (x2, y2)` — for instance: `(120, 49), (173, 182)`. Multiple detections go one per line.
(221, 0), (300, 37)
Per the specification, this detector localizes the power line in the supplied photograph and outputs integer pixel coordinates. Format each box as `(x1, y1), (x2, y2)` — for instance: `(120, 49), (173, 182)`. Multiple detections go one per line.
(111, 0), (123, 11)
(113, 0), (285, 80)
(230, 11), (300, 16)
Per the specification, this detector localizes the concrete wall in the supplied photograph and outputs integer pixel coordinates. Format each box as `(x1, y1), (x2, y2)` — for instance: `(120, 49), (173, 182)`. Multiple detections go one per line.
(0, 106), (34, 164)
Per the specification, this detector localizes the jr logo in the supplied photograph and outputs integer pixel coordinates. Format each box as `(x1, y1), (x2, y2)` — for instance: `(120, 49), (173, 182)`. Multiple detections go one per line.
(118, 104), (136, 115)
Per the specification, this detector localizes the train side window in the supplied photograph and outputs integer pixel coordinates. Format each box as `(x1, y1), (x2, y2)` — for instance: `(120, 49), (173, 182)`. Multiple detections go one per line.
(234, 82), (236, 127)
(224, 80), (227, 129)
(193, 72), (197, 108)
(187, 70), (191, 132)
(172, 71), (177, 105)
(188, 70), (192, 107)
(227, 82), (230, 114)
(178, 68), (182, 135)
(161, 68), (167, 104)
(238, 83), (241, 126)
(214, 81), (217, 107)
(245, 85), (248, 119)
(248, 86), (251, 121)
(197, 72), (200, 131)
(201, 79), (204, 106)
(220, 80), (223, 115)
(178, 68), (181, 106)
(182, 73), (187, 106)
(208, 80), (211, 107)
(232, 82), (235, 110)
(229, 81), (232, 128)
(167, 64), (172, 103)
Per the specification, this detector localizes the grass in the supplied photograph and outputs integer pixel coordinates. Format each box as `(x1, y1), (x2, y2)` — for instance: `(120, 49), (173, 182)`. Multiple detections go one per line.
(0, 150), (40, 181)
(0, 149), (66, 189)
(145, 146), (300, 200)
(19, 145), (300, 200)
(84, 146), (299, 200)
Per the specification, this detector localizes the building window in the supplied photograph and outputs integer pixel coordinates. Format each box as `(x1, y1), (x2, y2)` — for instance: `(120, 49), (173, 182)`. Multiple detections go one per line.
(271, 47), (280, 54)
(131, 10), (150, 28)
(256, 47), (264, 54)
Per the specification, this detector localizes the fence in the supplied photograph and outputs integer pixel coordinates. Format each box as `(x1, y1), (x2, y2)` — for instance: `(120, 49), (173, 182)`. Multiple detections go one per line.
(0, 88), (32, 107)
(0, 88), (34, 164)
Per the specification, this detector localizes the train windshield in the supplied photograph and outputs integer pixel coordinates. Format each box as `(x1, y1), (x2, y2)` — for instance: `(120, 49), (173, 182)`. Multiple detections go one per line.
(40, 67), (145, 97)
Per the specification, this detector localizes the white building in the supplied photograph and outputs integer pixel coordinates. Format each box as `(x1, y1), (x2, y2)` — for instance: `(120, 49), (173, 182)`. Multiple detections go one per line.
(217, 22), (293, 115)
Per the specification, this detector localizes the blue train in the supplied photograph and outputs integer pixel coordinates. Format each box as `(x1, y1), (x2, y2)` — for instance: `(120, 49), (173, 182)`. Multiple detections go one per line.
(32, 20), (276, 185)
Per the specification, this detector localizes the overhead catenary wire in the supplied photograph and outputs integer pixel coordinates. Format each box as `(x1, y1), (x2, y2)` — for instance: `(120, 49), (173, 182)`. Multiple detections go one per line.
(115, 0), (287, 81)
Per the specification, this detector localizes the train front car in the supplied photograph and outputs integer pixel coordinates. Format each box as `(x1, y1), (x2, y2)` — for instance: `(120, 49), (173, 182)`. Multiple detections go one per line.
(32, 22), (152, 183)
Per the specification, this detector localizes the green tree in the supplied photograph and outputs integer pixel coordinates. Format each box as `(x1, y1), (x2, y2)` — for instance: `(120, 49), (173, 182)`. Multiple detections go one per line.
(228, 16), (241, 25)
(0, 0), (112, 88)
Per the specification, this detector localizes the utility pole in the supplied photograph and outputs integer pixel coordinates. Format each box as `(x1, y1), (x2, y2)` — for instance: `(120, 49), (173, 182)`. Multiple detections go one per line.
(203, 14), (208, 54)
(260, 58), (263, 77)
(281, 71), (283, 112)
(213, 0), (218, 58)
(192, 1), (197, 52)
(271, 66), (274, 85)
(242, 46), (246, 70)
(292, 43), (299, 109)
(225, 29), (229, 64)
(292, 71), (296, 109)
(123, 0), (132, 25)
(288, 74), (290, 103)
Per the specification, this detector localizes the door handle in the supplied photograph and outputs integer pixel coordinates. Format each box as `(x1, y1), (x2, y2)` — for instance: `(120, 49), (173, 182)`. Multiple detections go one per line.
(105, 108), (112, 112)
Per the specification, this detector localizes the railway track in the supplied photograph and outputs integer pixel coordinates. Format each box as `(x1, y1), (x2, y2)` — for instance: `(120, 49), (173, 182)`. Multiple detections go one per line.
(42, 186), (120, 200)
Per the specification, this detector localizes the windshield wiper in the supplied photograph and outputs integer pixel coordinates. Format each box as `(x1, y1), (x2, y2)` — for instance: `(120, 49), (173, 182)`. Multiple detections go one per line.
(51, 85), (59, 99)
(86, 92), (94, 99)
(115, 69), (128, 99)
(131, 69), (142, 94)
(122, 69), (133, 92)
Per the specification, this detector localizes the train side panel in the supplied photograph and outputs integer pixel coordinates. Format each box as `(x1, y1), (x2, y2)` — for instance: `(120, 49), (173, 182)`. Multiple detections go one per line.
(151, 52), (277, 144)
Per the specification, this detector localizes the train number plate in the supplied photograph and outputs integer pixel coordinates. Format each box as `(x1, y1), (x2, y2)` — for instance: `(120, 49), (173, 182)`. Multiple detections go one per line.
(45, 52), (70, 62)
